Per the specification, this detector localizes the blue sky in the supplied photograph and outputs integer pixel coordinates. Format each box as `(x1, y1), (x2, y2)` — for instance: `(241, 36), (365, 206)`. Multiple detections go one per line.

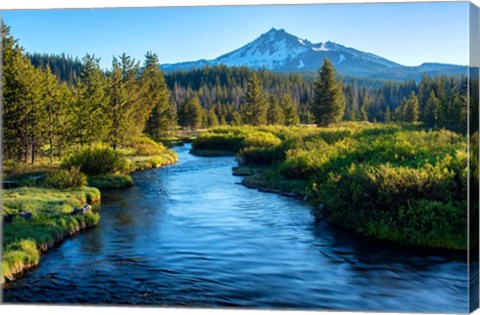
(1, 2), (469, 69)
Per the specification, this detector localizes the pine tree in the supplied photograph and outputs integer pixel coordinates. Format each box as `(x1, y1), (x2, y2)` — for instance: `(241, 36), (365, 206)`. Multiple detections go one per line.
(106, 56), (141, 149)
(311, 59), (346, 126)
(3, 27), (44, 164)
(424, 90), (439, 129)
(403, 91), (419, 122)
(282, 94), (300, 126)
(141, 52), (176, 138)
(2, 22), (30, 164)
(242, 73), (268, 126)
(206, 107), (219, 127)
(343, 84), (358, 121)
(176, 101), (188, 128)
(73, 54), (109, 146)
(359, 104), (368, 121)
(231, 111), (243, 126)
(41, 65), (70, 163)
(184, 97), (204, 129)
(267, 95), (285, 125)
(23, 63), (44, 165)
(359, 92), (371, 122)
(450, 77), (467, 134)
(384, 106), (392, 123)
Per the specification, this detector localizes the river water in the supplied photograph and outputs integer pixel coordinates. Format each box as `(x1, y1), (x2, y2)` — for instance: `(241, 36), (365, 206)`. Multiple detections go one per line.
(3, 144), (468, 312)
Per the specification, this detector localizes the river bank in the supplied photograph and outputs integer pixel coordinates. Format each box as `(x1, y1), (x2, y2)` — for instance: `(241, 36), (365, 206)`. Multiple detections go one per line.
(2, 138), (179, 285)
(3, 143), (468, 312)
(2, 187), (101, 284)
(191, 123), (473, 250)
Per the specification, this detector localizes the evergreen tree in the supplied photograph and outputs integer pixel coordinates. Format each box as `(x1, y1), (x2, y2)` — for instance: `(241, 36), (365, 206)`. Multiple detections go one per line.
(311, 59), (346, 126)
(184, 97), (204, 129)
(282, 94), (300, 126)
(206, 107), (219, 127)
(403, 91), (420, 122)
(231, 111), (243, 126)
(384, 106), (392, 123)
(2, 22), (44, 165)
(267, 95), (285, 125)
(242, 73), (268, 126)
(424, 90), (440, 128)
(73, 54), (109, 146)
(2, 22), (30, 164)
(41, 65), (70, 162)
(343, 84), (358, 121)
(106, 55), (141, 149)
(141, 52), (176, 138)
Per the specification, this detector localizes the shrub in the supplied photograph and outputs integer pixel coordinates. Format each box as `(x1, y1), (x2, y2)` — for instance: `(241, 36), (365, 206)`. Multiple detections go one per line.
(44, 167), (87, 189)
(240, 147), (281, 165)
(192, 132), (244, 153)
(242, 131), (282, 148)
(134, 136), (167, 156)
(218, 123), (469, 249)
(317, 163), (467, 249)
(62, 145), (133, 176)
(88, 174), (134, 189)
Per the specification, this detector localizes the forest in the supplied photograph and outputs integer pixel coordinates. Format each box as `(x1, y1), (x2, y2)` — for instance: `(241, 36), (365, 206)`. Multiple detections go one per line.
(1, 19), (478, 282)
(9, 29), (471, 170)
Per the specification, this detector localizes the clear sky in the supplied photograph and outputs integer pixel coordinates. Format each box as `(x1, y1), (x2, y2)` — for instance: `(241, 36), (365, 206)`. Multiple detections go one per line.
(1, 2), (469, 69)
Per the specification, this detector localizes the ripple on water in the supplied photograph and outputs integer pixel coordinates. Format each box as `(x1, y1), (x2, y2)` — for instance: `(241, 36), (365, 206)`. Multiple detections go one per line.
(3, 144), (469, 313)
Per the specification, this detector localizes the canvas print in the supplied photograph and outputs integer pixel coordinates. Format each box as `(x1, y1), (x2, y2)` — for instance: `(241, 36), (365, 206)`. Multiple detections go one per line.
(0, 1), (479, 313)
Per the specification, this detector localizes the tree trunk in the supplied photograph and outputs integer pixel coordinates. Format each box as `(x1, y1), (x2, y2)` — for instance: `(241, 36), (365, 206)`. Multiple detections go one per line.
(48, 103), (54, 164)
(31, 130), (35, 165)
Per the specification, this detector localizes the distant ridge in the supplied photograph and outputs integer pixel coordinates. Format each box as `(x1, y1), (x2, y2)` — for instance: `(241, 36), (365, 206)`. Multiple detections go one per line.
(162, 28), (466, 81)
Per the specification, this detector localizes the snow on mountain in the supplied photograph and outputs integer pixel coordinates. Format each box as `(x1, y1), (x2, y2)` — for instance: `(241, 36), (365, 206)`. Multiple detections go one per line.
(212, 28), (310, 69)
(162, 28), (465, 80)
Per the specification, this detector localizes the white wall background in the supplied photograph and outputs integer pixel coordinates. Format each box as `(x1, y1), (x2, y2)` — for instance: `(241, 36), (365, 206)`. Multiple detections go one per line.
(0, 1), (478, 315)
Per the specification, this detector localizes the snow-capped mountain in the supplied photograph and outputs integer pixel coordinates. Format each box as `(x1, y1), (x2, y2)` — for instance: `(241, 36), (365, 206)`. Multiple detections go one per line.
(162, 28), (466, 80)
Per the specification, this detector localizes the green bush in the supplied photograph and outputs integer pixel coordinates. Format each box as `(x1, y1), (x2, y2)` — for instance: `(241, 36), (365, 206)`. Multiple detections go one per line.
(134, 136), (167, 156)
(317, 163), (467, 249)
(44, 167), (87, 189)
(213, 123), (469, 249)
(62, 145), (133, 176)
(242, 131), (282, 148)
(192, 132), (244, 153)
(88, 174), (134, 189)
(240, 147), (281, 165)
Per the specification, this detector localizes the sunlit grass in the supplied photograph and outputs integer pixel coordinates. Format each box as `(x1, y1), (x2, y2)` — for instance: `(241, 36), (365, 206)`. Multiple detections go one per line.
(193, 122), (470, 249)
(2, 186), (101, 281)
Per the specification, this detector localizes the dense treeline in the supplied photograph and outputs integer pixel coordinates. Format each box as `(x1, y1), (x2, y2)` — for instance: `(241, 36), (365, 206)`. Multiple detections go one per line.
(27, 52), (83, 85)
(2, 23), (175, 167)
(2, 22), (470, 169)
(27, 50), (469, 133)
(167, 63), (468, 133)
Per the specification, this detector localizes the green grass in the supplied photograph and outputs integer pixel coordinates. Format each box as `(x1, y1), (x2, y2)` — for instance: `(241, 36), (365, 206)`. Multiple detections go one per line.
(1, 135), (179, 282)
(88, 174), (134, 189)
(2, 186), (101, 281)
(190, 149), (236, 157)
(129, 151), (178, 171)
(193, 123), (472, 250)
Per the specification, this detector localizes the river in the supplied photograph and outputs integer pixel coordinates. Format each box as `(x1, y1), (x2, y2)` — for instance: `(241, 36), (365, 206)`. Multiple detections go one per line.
(3, 144), (468, 312)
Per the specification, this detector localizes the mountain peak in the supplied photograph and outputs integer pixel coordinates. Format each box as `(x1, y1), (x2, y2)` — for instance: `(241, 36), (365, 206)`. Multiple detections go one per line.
(267, 27), (285, 34)
(162, 28), (409, 76)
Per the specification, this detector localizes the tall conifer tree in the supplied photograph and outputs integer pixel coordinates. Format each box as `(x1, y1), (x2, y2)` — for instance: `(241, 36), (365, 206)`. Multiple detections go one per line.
(311, 59), (346, 126)
(242, 73), (268, 126)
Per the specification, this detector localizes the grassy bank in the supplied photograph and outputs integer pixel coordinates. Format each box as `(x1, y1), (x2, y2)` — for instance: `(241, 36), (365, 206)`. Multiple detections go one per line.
(62, 136), (178, 190)
(192, 123), (472, 250)
(2, 135), (179, 284)
(2, 186), (101, 283)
